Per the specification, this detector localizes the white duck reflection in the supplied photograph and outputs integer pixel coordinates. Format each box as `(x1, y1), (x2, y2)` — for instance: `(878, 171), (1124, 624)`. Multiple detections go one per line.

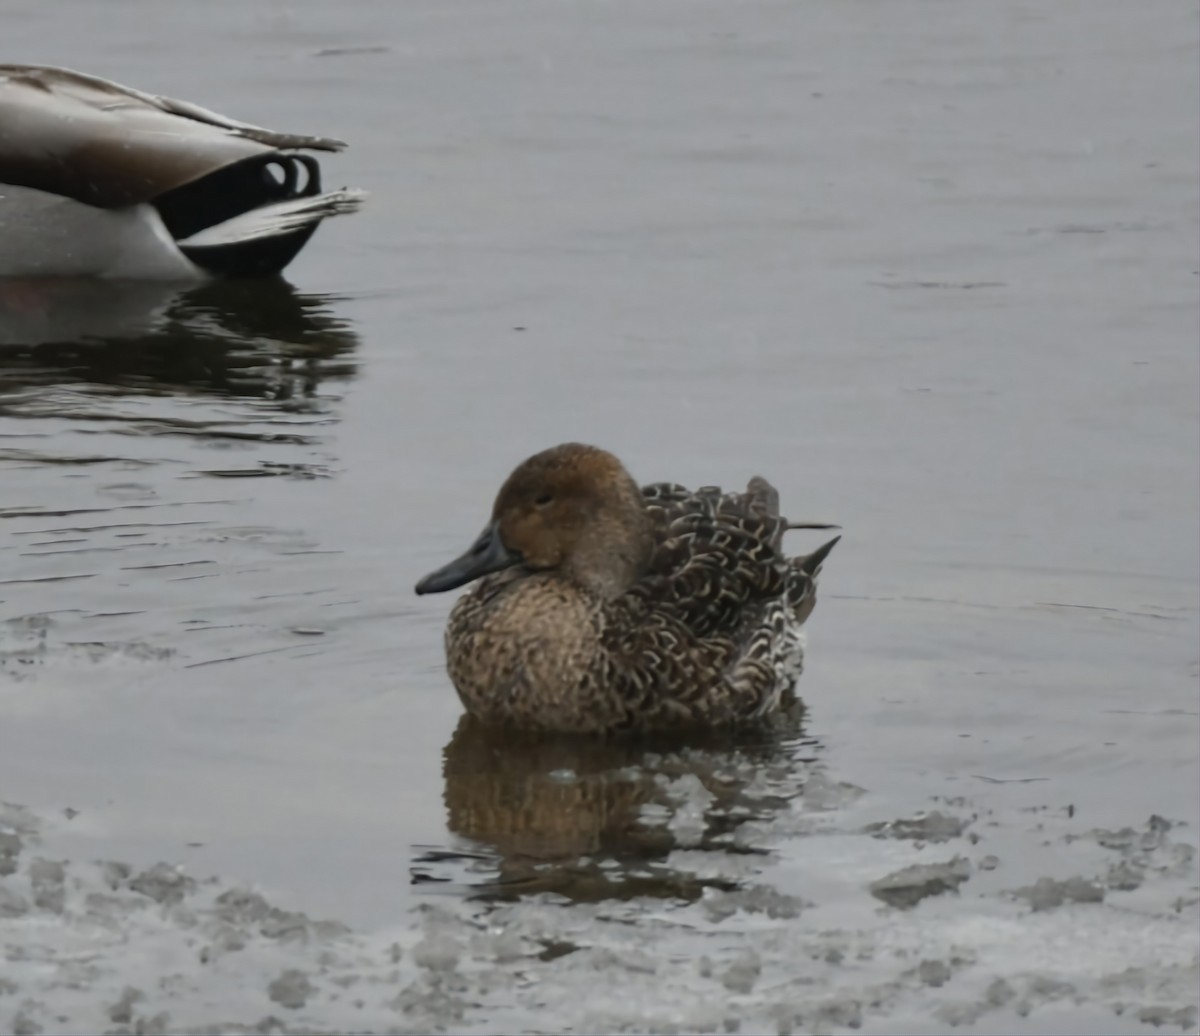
(0, 277), (358, 398)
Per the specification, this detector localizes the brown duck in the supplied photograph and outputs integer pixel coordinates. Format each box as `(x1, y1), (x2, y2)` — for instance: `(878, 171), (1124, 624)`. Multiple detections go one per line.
(415, 443), (839, 733)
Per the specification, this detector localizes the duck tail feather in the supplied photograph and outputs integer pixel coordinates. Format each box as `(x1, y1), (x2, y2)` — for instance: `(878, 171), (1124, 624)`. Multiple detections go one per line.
(797, 535), (841, 578)
(176, 188), (367, 248)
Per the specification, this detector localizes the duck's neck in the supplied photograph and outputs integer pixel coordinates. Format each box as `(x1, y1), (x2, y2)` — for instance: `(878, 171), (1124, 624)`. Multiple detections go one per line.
(563, 503), (654, 601)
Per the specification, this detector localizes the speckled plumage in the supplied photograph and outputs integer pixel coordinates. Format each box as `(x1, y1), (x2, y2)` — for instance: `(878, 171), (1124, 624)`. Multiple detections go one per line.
(416, 444), (838, 734)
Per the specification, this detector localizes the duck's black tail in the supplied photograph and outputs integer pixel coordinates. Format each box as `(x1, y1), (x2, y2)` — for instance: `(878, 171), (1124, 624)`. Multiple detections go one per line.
(798, 535), (841, 578)
(157, 153), (365, 277)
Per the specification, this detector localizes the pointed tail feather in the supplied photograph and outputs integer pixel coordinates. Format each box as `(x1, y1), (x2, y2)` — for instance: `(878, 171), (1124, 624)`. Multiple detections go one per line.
(177, 188), (367, 248)
(797, 535), (840, 578)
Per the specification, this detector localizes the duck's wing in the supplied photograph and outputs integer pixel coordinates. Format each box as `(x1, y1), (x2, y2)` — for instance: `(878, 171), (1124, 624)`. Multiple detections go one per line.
(638, 489), (786, 634)
(596, 481), (838, 726)
(0, 65), (346, 208)
(637, 478), (809, 633)
(640, 478), (839, 621)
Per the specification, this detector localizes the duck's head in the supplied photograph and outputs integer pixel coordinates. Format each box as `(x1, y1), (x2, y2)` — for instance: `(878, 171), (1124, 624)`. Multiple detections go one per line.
(415, 443), (653, 600)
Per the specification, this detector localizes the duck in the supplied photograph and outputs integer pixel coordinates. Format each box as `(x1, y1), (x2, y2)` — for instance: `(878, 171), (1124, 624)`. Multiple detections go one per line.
(0, 64), (365, 280)
(415, 443), (840, 733)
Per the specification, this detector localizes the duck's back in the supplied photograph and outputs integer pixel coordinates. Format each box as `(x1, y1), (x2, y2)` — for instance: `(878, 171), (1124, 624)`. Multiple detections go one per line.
(595, 478), (832, 729)
(0, 65), (342, 208)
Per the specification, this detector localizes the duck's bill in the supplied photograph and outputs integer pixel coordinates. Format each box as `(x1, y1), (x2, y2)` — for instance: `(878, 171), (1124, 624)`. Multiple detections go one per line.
(415, 521), (521, 595)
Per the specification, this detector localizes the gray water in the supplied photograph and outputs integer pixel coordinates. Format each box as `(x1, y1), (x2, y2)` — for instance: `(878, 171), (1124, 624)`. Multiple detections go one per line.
(1, 2), (1197, 1033)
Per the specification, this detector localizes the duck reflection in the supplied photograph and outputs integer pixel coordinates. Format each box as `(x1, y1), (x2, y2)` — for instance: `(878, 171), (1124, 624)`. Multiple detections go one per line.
(417, 707), (818, 903)
(0, 276), (357, 399)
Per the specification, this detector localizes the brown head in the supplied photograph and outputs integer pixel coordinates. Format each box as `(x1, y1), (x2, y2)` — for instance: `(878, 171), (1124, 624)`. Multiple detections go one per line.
(415, 443), (654, 600)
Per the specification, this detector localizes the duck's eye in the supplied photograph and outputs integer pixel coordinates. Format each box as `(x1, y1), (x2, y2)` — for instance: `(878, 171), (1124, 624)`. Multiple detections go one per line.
(533, 492), (553, 507)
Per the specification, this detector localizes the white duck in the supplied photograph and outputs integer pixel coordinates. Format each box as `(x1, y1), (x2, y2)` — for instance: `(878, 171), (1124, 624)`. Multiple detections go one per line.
(0, 65), (365, 280)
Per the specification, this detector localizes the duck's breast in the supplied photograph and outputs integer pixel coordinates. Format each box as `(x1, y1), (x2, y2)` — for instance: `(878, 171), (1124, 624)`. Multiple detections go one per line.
(445, 576), (616, 730)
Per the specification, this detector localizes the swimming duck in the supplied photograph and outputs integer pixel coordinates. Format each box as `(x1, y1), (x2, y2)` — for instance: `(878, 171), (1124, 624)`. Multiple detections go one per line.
(416, 443), (840, 733)
(0, 65), (365, 279)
